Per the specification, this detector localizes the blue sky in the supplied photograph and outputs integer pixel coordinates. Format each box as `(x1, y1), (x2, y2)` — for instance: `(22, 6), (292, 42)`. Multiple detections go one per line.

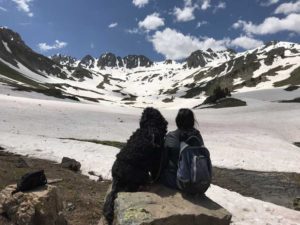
(1, 0), (300, 61)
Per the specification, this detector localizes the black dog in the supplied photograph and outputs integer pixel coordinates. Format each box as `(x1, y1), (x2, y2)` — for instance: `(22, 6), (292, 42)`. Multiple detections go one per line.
(103, 107), (168, 224)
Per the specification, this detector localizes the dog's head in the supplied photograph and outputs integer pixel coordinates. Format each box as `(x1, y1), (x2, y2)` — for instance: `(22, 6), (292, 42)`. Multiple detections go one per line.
(139, 107), (168, 134)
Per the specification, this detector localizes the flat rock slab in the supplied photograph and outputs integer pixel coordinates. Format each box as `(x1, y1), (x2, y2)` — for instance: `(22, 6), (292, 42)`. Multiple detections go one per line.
(0, 184), (67, 225)
(113, 185), (231, 225)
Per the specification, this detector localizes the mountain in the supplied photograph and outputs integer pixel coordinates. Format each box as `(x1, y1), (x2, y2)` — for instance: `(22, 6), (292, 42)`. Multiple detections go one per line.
(185, 48), (236, 68)
(0, 27), (68, 82)
(50, 54), (78, 68)
(0, 27), (299, 107)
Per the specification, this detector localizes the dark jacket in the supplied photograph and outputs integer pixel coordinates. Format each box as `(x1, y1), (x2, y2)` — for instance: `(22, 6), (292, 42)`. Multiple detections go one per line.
(163, 128), (204, 174)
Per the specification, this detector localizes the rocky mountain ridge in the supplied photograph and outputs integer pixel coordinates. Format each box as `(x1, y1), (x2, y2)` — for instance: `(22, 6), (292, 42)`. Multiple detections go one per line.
(0, 27), (299, 108)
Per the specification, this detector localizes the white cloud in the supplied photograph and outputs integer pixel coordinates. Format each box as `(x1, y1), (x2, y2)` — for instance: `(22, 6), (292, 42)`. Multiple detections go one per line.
(213, 1), (226, 13)
(260, 0), (280, 7)
(149, 28), (230, 60)
(108, 22), (118, 28)
(38, 40), (68, 52)
(233, 13), (300, 35)
(231, 36), (264, 49)
(217, 1), (226, 9)
(196, 20), (208, 28)
(126, 28), (141, 34)
(174, 6), (196, 22)
(11, 0), (34, 17)
(0, 6), (7, 11)
(138, 13), (164, 31)
(201, 0), (211, 10)
(275, 1), (300, 15)
(90, 43), (95, 49)
(132, 0), (149, 8)
(173, 0), (199, 22)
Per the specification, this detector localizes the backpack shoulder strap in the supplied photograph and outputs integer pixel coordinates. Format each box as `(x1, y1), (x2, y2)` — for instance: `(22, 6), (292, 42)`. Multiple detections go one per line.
(185, 135), (203, 146)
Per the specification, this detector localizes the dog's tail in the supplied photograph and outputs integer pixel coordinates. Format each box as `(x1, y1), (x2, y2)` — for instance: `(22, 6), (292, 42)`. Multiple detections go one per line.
(103, 180), (119, 225)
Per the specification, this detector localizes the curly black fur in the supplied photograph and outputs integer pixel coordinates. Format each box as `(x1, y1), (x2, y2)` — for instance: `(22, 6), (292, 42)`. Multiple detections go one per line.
(103, 107), (168, 224)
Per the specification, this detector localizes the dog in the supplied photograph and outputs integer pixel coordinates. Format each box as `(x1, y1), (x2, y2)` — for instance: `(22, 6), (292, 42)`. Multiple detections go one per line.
(103, 107), (168, 224)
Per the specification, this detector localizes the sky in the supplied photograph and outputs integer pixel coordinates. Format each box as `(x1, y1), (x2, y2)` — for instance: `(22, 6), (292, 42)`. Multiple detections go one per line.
(1, 0), (300, 61)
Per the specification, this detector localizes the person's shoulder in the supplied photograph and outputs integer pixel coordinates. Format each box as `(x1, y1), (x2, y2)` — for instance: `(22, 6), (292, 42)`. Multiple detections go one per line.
(166, 129), (180, 138)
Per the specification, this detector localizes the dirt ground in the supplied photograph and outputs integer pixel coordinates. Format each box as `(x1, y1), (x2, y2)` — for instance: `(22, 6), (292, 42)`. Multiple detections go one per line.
(1, 147), (299, 225)
(0, 150), (110, 225)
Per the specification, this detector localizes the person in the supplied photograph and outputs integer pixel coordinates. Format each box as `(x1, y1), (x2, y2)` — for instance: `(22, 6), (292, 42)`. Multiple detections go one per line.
(160, 108), (205, 190)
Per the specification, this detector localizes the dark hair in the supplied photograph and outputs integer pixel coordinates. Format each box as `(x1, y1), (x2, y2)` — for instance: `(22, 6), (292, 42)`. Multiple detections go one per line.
(176, 108), (196, 130)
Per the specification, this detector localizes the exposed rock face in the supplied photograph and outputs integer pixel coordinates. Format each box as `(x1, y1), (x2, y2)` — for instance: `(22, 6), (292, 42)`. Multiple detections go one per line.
(61, 157), (81, 172)
(123, 55), (153, 69)
(294, 197), (300, 211)
(186, 50), (211, 68)
(51, 54), (78, 67)
(97, 53), (123, 69)
(71, 67), (93, 81)
(101, 185), (231, 225)
(164, 59), (173, 64)
(79, 54), (95, 68)
(97, 53), (153, 69)
(186, 49), (236, 68)
(0, 184), (67, 225)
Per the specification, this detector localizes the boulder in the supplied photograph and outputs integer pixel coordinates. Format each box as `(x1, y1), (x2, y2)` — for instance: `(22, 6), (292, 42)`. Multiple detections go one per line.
(61, 157), (81, 172)
(294, 197), (300, 211)
(0, 184), (67, 225)
(100, 185), (231, 225)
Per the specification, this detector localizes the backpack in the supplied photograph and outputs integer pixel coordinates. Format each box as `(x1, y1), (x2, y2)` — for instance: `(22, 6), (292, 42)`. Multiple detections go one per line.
(176, 136), (212, 195)
(12, 170), (47, 195)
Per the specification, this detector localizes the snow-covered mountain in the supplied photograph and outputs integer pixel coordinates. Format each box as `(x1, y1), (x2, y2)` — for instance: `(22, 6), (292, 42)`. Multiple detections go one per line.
(0, 27), (299, 108)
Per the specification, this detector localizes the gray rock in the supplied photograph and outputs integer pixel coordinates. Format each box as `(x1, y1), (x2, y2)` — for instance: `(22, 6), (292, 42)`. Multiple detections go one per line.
(123, 55), (153, 69)
(103, 185), (231, 225)
(0, 184), (68, 225)
(61, 157), (81, 172)
(294, 197), (300, 211)
(79, 54), (95, 68)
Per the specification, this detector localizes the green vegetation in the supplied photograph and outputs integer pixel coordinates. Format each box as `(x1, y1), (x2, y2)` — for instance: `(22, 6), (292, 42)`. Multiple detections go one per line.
(0, 61), (43, 88)
(122, 94), (137, 101)
(274, 66), (300, 87)
(279, 98), (300, 103)
(162, 97), (174, 103)
(60, 138), (126, 149)
(284, 86), (299, 91)
(203, 98), (246, 109)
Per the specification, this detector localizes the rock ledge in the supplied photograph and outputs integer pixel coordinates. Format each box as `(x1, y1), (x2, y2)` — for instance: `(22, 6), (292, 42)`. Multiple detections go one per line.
(101, 185), (232, 225)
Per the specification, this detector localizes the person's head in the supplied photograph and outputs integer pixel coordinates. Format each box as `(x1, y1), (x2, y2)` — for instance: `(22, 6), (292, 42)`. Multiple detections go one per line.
(176, 108), (196, 130)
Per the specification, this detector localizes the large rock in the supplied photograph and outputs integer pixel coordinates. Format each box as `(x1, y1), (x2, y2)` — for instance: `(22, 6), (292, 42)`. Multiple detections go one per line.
(61, 157), (81, 172)
(0, 184), (67, 225)
(100, 185), (231, 225)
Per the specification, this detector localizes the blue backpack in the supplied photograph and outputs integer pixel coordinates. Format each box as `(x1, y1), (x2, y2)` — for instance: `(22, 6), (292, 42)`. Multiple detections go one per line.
(176, 136), (212, 194)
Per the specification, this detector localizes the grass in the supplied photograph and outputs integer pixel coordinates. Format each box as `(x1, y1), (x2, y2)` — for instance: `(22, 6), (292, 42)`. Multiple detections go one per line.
(195, 98), (247, 109)
(284, 86), (299, 91)
(0, 61), (43, 88)
(60, 138), (126, 149)
(274, 66), (300, 87)
(279, 98), (300, 103)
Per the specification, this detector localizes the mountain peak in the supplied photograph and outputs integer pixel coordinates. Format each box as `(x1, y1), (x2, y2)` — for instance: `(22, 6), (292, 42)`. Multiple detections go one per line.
(51, 54), (78, 67)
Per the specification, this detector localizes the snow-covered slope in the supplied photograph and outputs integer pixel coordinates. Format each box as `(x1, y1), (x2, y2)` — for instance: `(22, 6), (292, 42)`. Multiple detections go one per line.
(0, 92), (299, 224)
(0, 27), (300, 108)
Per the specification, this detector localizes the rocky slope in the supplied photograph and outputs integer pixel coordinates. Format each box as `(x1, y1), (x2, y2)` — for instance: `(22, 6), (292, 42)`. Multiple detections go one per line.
(0, 27), (299, 108)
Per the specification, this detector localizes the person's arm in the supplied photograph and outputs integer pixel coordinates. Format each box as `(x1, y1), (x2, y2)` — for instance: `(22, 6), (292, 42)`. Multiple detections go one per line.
(164, 132), (180, 168)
